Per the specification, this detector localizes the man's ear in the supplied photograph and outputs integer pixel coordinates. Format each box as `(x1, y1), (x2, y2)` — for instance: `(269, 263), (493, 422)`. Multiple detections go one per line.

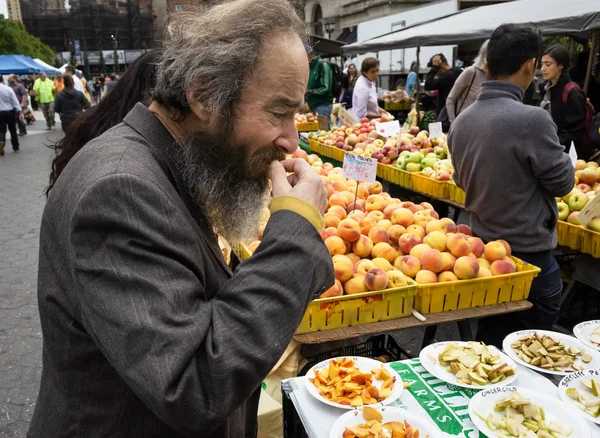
(186, 88), (212, 125)
(484, 61), (491, 78)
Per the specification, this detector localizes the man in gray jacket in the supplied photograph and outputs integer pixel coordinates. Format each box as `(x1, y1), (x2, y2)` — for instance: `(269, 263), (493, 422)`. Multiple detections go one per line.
(29, 1), (334, 437)
(449, 24), (574, 346)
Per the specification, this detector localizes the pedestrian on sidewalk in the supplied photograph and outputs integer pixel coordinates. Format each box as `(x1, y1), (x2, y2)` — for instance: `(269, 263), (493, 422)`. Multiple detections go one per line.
(0, 76), (24, 156)
(32, 73), (56, 130)
(54, 74), (90, 133)
(8, 75), (29, 136)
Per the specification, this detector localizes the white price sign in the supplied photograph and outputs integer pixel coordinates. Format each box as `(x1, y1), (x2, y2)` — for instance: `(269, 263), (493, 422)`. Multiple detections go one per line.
(376, 120), (401, 138)
(342, 153), (378, 182)
(429, 122), (443, 139)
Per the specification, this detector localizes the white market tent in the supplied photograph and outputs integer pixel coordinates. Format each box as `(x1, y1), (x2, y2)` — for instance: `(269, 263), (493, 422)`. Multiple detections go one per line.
(33, 59), (62, 75)
(343, 0), (600, 54)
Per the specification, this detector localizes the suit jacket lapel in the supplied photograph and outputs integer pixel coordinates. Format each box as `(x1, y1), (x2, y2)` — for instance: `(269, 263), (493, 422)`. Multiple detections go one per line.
(123, 103), (233, 277)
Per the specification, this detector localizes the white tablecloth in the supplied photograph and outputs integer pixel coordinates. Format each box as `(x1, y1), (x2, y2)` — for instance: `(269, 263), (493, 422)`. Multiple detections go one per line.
(285, 357), (600, 437)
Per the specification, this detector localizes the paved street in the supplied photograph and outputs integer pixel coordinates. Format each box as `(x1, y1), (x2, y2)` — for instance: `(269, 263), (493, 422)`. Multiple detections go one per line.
(0, 115), (61, 438)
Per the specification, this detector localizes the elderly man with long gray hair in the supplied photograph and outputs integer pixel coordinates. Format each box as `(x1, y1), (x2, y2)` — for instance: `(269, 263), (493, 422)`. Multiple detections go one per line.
(446, 40), (490, 123)
(29, 1), (334, 437)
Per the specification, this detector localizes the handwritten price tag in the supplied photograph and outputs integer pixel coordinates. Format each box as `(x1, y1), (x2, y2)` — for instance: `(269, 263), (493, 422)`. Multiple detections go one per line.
(429, 122), (443, 139)
(376, 120), (401, 138)
(342, 153), (378, 182)
(578, 194), (600, 226)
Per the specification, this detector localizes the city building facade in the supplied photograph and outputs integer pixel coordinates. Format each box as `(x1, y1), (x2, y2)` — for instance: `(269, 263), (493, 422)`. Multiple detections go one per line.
(7, 0), (23, 21)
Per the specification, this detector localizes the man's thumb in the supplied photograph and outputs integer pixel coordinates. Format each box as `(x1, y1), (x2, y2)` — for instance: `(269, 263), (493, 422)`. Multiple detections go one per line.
(269, 160), (290, 196)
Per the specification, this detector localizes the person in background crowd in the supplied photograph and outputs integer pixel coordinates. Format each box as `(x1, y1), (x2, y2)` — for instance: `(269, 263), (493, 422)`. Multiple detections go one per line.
(405, 61), (419, 97)
(32, 72), (56, 131)
(78, 73), (90, 101)
(339, 63), (358, 109)
(449, 24), (574, 347)
(425, 53), (460, 126)
(0, 75), (24, 156)
(47, 50), (161, 195)
(540, 44), (588, 156)
(447, 40), (489, 123)
(27, 75), (39, 111)
(54, 74), (64, 93)
(352, 57), (385, 120)
(305, 47), (333, 126)
(8, 74), (29, 136)
(106, 73), (118, 92)
(31, 3), (333, 437)
(93, 77), (102, 103)
(65, 65), (85, 94)
(54, 74), (90, 133)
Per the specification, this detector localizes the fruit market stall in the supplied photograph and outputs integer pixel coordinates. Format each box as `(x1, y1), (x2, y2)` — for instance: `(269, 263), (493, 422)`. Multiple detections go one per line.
(295, 113), (321, 133)
(235, 152), (539, 354)
(280, 324), (600, 438)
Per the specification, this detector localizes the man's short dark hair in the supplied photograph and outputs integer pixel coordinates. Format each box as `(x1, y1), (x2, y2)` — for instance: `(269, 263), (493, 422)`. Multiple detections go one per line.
(487, 24), (542, 79)
(65, 65), (75, 73)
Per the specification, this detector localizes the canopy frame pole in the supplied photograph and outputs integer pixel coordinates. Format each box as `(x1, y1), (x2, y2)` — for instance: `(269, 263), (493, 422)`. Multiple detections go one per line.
(584, 29), (599, 94)
(415, 46), (421, 126)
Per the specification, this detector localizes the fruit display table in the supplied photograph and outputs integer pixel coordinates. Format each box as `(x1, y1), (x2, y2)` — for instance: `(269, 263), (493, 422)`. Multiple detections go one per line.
(280, 353), (594, 438)
(293, 301), (532, 348)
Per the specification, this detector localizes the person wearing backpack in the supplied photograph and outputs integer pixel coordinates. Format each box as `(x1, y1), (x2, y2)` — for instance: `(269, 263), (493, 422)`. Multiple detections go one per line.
(539, 45), (589, 157)
(305, 48), (335, 127)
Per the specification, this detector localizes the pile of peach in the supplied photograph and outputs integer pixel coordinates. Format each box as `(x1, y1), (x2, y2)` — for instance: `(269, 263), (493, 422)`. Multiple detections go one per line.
(317, 165), (515, 298)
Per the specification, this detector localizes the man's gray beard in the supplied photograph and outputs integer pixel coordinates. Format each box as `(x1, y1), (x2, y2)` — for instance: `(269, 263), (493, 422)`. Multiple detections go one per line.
(173, 137), (271, 244)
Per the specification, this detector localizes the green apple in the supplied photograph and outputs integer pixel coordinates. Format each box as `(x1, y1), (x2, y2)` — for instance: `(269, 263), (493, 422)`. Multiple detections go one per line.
(406, 162), (421, 172)
(557, 201), (570, 221)
(405, 152), (422, 164)
(569, 193), (590, 211)
(421, 157), (438, 169)
(434, 146), (448, 160)
(563, 188), (583, 204)
(396, 157), (407, 170)
(588, 218), (600, 232)
(414, 152), (425, 162)
(400, 151), (411, 158)
(568, 211), (581, 225)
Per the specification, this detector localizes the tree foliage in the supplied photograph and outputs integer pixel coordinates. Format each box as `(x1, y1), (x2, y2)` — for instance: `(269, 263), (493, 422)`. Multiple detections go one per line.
(0, 15), (56, 64)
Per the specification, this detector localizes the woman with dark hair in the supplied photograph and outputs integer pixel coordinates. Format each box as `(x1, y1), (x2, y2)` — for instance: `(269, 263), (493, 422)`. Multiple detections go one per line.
(540, 44), (587, 156)
(46, 50), (161, 196)
(339, 63), (358, 108)
(54, 74), (90, 133)
(352, 57), (384, 120)
(347, 63), (358, 89)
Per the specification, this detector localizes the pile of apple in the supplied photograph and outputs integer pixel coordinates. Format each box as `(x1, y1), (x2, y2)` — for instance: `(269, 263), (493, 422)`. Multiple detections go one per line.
(295, 113), (317, 123)
(556, 160), (600, 231)
(395, 149), (454, 182)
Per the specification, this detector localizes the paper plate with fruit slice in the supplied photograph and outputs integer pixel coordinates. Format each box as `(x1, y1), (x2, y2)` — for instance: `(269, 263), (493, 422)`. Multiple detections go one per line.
(305, 356), (403, 410)
(419, 341), (518, 390)
(329, 406), (437, 438)
(468, 386), (590, 438)
(573, 320), (600, 351)
(503, 329), (600, 376)
(559, 368), (600, 425)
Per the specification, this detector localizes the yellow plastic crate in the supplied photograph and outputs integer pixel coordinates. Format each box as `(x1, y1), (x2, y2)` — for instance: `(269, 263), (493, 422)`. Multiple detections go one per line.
(414, 257), (540, 314)
(296, 280), (417, 334)
(232, 242), (253, 261)
(384, 165), (414, 189)
(376, 162), (387, 179)
(384, 101), (411, 111)
(448, 182), (466, 206)
(308, 138), (321, 154)
(318, 142), (345, 162)
(411, 173), (450, 199)
(296, 122), (320, 132)
(581, 227), (600, 258)
(556, 220), (583, 251)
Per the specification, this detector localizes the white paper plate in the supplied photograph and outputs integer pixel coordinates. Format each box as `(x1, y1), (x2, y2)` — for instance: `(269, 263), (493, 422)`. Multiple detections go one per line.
(329, 407), (438, 438)
(468, 386), (591, 438)
(502, 329), (600, 376)
(304, 356), (403, 410)
(558, 368), (600, 425)
(573, 320), (600, 351)
(419, 341), (518, 390)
